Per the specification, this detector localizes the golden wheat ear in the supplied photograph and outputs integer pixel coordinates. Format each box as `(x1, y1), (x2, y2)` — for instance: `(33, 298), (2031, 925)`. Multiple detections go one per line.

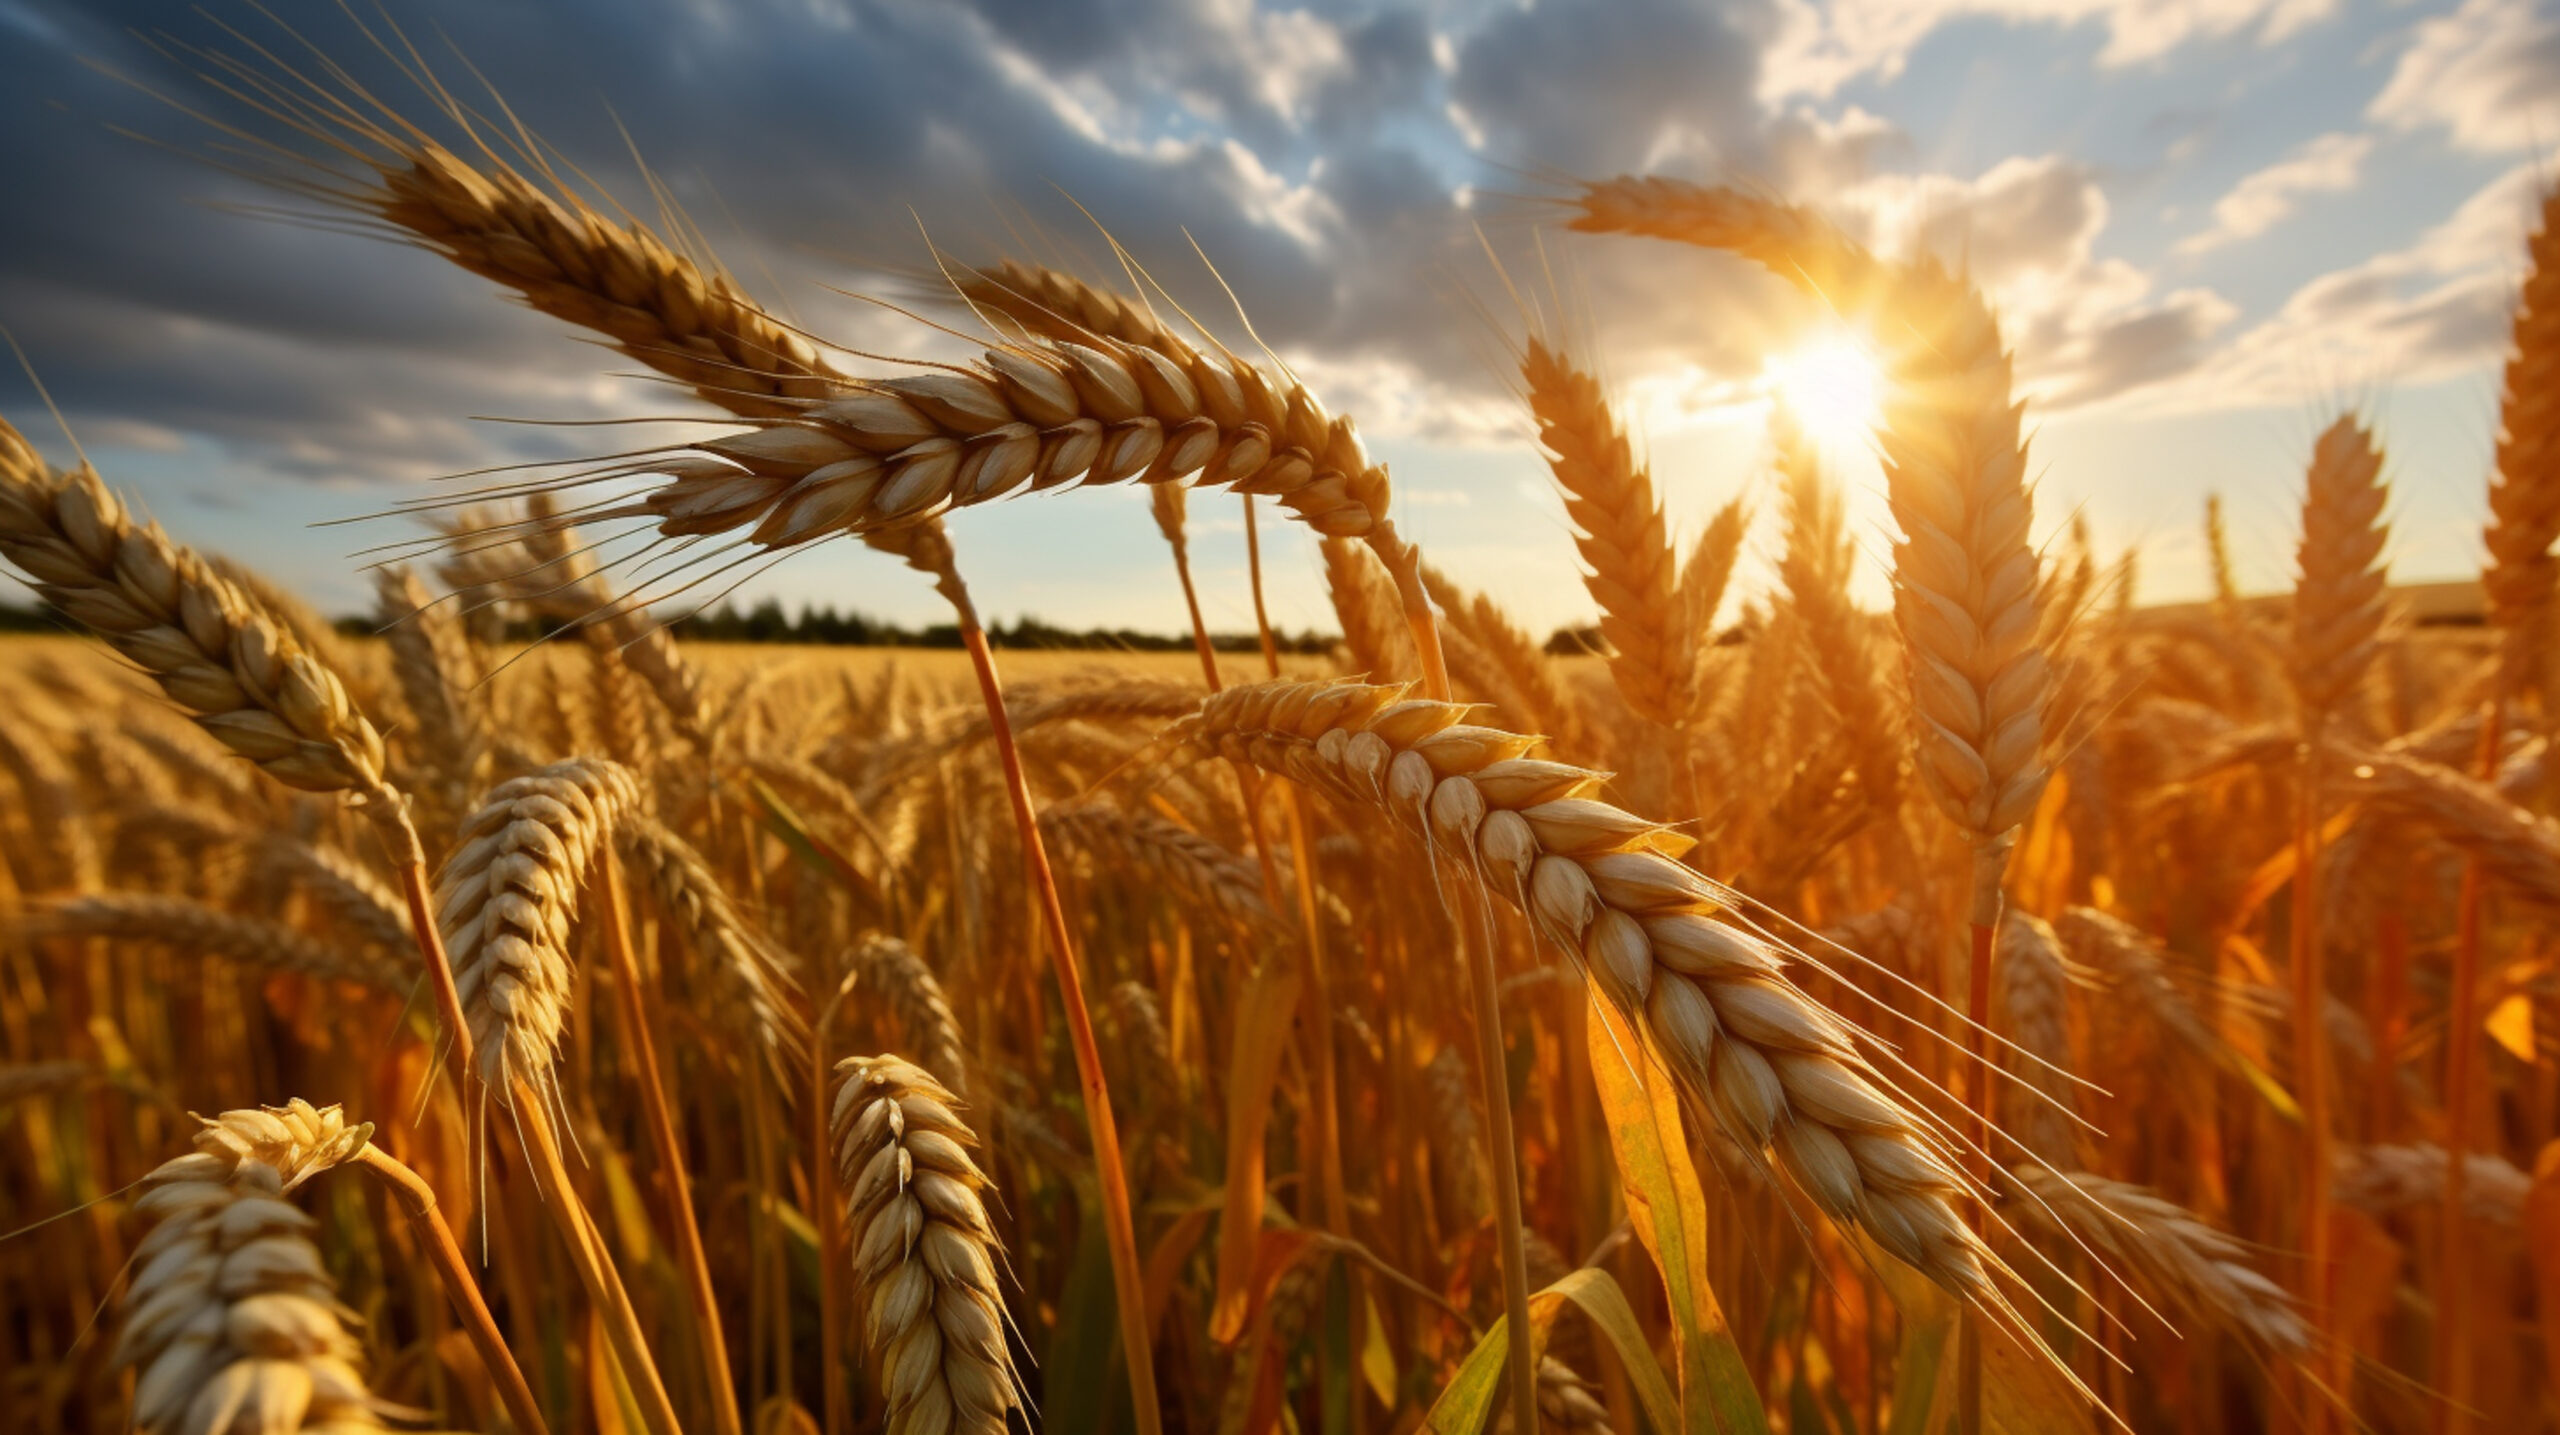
(831, 1054), (1022, 1435)
(0, 422), (393, 804)
(112, 1106), (387, 1435)
(1160, 678), (2010, 1300)
(2484, 185), (2560, 703)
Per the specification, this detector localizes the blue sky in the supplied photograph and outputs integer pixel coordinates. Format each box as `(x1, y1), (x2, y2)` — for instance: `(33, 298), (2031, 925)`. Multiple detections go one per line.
(0, 0), (2552, 639)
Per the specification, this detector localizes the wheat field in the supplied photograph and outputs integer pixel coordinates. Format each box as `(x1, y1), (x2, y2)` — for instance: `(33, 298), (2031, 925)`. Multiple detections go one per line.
(2, 14), (2558, 1435)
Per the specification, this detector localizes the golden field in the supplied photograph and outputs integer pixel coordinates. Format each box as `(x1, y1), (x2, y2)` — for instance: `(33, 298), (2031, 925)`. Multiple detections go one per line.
(4, 18), (2560, 1435)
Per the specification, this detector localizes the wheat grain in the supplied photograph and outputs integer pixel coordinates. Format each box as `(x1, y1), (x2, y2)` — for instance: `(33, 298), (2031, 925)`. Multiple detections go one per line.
(831, 1054), (1018, 1435)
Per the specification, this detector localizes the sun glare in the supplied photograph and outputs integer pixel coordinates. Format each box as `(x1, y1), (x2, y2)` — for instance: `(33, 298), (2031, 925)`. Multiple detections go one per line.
(1764, 335), (1884, 448)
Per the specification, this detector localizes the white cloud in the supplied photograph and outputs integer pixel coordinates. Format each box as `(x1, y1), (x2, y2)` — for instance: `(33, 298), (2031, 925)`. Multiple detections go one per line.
(2174, 131), (2373, 255)
(1763, 0), (2336, 99)
(2368, 0), (2560, 152)
(2143, 163), (2549, 410)
(1813, 155), (2240, 408)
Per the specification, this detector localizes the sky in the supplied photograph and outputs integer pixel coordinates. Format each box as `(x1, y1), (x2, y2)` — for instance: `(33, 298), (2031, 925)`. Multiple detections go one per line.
(0, 0), (2554, 641)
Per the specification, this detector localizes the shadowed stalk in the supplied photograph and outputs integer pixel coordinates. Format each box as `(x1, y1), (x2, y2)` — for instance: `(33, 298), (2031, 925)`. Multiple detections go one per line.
(2294, 737), (2336, 1435)
(508, 1073), (685, 1435)
(1464, 890), (1541, 1435)
(1154, 485), (1221, 690)
(367, 806), (477, 1097)
(2437, 701), (2499, 1434)
(937, 560), (1162, 1435)
(598, 845), (741, 1435)
(354, 1143), (550, 1435)
(1241, 492), (1351, 1238)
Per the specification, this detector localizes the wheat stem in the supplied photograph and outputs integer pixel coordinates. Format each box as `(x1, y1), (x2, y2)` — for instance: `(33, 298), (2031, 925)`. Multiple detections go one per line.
(508, 1070), (685, 1435)
(599, 843), (741, 1435)
(352, 1143), (550, 1435)
(1464, 887), (1541, 1435)
(2438, 699), (2499, 1435)
(956, 616), (1161, 1435)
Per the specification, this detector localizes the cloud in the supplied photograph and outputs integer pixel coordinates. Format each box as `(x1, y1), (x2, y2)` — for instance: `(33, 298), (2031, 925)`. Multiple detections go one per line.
(2142, 163), (2548, 409)
(1763, 0), (2335, 98)
(1448, 0), (1774, 175)
(1817, 155), (2238, 409)
(2173, 131), (2373, 255)
(2369, 0), (2560, 153)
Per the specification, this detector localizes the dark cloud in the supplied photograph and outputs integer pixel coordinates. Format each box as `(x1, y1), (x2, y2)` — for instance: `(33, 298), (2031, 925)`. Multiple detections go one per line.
(1450, 0), (1773, 174)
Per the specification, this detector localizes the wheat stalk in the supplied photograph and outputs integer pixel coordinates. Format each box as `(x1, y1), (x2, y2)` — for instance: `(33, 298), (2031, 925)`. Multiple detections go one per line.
(1160, 677), (1999, 1298)
(831, 1054), (1019, 1435)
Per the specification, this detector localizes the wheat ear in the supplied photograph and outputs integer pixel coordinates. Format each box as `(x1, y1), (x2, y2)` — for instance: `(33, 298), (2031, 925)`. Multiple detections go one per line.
(20, 894), (409, 995)
(371, 565), (491, 814)
(1161, 678), (2002, 1298)
(831, 1055), (1019, 1435)
(617, 814), (807, 1071)
(0, 423), (389, 802)
(850, 934), (972, 1097)
(1523, 339), (1698, 730)
(2332, 1142), (2530, 1227)
(435, 757), (643, 1096)
(1772, 407), (1899, 811)
(2484, 185), (2560, 700)
(113, 1107), (383, 1435)
(2007, 1166), (2308, 1359)
(1572, 179), (2051, 915)
(2287, 417), (2390, 721)
(1994, 912), (2077, 1169)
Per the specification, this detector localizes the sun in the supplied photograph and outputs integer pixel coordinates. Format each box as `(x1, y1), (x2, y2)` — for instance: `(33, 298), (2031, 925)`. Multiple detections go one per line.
(1764, 333), (1884, 447)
